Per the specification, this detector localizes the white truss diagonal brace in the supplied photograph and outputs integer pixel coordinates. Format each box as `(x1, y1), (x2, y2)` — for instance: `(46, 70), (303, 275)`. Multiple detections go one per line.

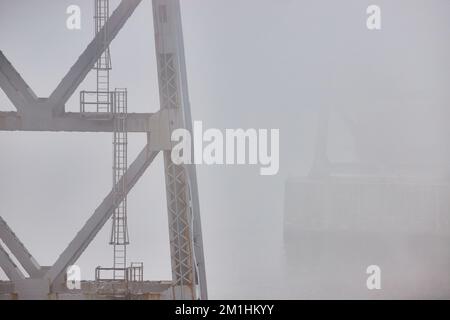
(0, 51), (37, 112)
(0, 242), (26, 282)
(45, 144), (159, 284)
(0, 216), (42, 278)
(48, 0), (143, 114)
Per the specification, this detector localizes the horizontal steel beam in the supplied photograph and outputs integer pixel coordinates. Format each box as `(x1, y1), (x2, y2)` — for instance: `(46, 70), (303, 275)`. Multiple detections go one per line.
(0, 111), (162, 133)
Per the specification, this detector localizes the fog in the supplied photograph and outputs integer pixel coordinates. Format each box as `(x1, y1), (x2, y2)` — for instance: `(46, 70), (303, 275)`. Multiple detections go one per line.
(1, 0), (450, 299)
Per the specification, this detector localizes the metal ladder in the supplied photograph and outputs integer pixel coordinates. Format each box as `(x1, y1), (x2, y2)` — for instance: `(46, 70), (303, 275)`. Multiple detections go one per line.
(94, 0), (111, 113)
(80, 0), (130, 282)
(110, 88), (129, 280)
(95, 0), (129, 279)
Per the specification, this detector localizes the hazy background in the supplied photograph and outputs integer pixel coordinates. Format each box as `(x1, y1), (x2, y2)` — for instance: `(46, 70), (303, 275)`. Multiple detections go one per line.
(1, 0), (450, 299)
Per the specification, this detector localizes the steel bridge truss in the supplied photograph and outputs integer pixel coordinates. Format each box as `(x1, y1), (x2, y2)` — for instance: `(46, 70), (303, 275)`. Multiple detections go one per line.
(0, 0), (207, 300)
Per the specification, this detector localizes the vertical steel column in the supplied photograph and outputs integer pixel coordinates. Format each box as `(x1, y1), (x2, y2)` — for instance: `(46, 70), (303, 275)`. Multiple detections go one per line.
(152, 0), (207, 300)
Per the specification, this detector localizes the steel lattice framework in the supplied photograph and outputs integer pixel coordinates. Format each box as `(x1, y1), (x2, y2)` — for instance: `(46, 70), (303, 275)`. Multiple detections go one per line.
(0, 0), (207, 300)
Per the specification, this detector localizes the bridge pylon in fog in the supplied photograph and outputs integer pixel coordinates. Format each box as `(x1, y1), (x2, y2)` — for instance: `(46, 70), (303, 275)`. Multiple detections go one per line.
(0, 0), (207, 300)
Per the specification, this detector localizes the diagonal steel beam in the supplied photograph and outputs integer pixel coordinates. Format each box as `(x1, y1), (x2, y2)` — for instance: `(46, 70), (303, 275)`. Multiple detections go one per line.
(0, 51), (37, 112)
(0, 216), (42, 278)
(45, 143), (159, 284)
(0, 242), (26, 281)
(48, 0), (142, 115)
